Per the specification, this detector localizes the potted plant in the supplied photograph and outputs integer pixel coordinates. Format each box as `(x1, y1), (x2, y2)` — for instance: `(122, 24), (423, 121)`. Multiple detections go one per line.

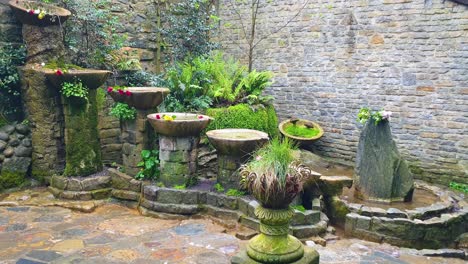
(238, 138), (319, 263)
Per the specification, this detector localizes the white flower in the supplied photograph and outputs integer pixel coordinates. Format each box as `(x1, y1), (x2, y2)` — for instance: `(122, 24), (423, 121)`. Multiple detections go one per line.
(34, 9), (40, 14)
(41, 62), (45, 67)
(381, 111), (392, 120)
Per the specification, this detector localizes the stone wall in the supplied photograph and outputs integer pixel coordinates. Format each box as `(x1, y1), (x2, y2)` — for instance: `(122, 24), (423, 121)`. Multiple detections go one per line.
(217, 0), (468, 185)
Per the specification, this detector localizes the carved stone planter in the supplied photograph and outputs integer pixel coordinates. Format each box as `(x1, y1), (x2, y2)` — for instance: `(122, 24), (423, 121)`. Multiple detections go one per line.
(147, 113), (212, 186)
(206, 129), (269, 190)
(279, 119), (324, 146)
(9, 0), (71, 27)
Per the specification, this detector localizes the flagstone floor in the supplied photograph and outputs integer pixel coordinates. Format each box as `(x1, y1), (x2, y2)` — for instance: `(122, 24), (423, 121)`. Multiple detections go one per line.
(0, 188), (465, 264)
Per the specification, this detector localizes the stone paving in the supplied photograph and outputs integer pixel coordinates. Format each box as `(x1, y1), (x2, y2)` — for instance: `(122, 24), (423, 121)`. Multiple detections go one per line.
(0, 188), (466, 264)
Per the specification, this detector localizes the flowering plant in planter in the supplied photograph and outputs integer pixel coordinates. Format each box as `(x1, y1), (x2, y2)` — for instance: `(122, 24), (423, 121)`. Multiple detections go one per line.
(107, 86), (132, 97)
(357, 107), (392, 125)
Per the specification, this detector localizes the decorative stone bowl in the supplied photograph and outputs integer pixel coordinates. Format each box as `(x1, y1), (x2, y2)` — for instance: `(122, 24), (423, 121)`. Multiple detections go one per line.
(279, 118), (324, 144)
(109, 87), (170, 110)
(9, 0), (71, 27)
(206, 129), (269, 156)
(147, 113), (213, 137)
(44, 69), (112, 90)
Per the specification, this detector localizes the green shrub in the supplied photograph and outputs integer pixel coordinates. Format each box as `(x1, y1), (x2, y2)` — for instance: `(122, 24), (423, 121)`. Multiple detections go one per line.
(0, 171), (25, 189)
(206, 104), (279, 138)
(449, 182), (468, 193)
(110, 103), (136, 120)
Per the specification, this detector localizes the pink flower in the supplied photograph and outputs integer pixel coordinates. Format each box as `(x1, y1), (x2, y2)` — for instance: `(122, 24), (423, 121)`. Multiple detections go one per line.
(155, 114), (161, 120)
(107, 87), (113, 93)
(28, 10), (34, 15)
(125, 90), (132, 96)
(198, 115), (204, 119)
(381, 110), (392, 120)
(118, 89), (124, 95)
(255, 155), (262, 161)
(55, 69), (63, 76)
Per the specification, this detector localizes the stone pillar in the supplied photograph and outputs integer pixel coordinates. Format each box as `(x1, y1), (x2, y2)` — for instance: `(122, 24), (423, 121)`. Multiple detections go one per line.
(19, 66), (65, 180)
(159, 135), (198, 187)
(217, 154), (247, 190)
(121, 110), (156, 176)
(62, 90), (102, 176)
(22, 24), (65, 64)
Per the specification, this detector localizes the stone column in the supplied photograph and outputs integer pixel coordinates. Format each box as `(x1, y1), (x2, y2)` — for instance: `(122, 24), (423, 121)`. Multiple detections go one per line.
(159, 135), (198, 187)
(62, 90), (102, 176)
(217, 154), (247, 190)
(121, 110), (156, 176)
(22, 24), (65, 64)
(19, 66), (65, 180)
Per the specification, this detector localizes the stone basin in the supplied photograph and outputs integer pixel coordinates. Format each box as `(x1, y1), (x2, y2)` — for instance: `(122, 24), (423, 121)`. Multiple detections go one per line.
(206, 129), (269, 156)
(44, 69), (112, 90)
(9, 0), (71, 27)
(279, 118), (324, 144)
(108, 87), (170, 110)
(147, 113), (213, 137)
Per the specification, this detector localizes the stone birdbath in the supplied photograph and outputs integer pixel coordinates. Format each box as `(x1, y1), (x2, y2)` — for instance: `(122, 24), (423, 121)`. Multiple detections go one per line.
(147, 113), (212, 187)
(108, 87), (170, 175)
(44, 69), (112, 199)
(9, 0), (71, 63)
(206, 129), (269, 190)
(279, 118), (324, 146)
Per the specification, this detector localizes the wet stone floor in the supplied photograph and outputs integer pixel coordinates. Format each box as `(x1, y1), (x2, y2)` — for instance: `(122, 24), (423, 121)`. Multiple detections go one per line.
(0, 188), (466, 264)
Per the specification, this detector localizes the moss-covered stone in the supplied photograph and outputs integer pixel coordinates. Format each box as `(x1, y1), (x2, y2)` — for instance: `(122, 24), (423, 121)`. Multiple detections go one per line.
(0, 171), (25, 189)
(206, 104), (279, 138)
(63, 90), (103, 176)
(325, 196), (350, 227)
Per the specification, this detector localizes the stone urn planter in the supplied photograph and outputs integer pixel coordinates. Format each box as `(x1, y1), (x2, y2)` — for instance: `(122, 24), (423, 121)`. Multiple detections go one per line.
(44, 69), (112, 90)
(206, 129), (269, 190)
(279, 118), (324, 145)
(108, 87), (170, 176)
(9, 0), (71, 27)
(147, 113), (212, 186)
(232, 139), (319, 264)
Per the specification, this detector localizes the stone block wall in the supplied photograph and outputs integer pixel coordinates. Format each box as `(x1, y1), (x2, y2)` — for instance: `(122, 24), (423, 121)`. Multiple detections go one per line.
(218, 0), (468, 185)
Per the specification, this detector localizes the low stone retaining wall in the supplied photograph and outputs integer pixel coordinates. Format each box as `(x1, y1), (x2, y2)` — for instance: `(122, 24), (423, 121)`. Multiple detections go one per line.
(331, 181), (468, 249)
(49, 174), (112, 200)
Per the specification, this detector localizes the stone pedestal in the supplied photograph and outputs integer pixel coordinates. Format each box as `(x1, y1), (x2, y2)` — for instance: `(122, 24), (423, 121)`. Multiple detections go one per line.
(159, 135), (199, 187)
(217, 154), (248, 190)
(232, 206), (319, 264)
(22, 24), (65, 64)
(62, 90), (102, 176)
(121, 110), (156, 176)
(19, 67), (65, 179)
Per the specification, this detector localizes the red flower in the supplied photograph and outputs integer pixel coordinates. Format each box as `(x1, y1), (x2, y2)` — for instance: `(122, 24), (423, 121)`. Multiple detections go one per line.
(125, 90), (132, 96)
(107, 87), (113, 93)
(55, 69), (63, 76)
(198, 115), (204, 119)
(28, 10), (34, 15)
(118, 89), (124, 95)
(155, 114), (161, 120)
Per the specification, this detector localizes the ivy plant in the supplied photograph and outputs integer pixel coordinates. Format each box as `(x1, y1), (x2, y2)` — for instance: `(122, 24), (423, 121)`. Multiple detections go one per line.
(61, 81), (88, 101)
(135, 150), (160, 181)
(109, 103), (136, 120)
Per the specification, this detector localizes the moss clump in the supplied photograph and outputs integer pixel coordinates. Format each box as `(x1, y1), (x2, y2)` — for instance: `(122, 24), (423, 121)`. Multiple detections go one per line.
(63, 89), (102, 176)
(284, 123), (319, 138)
(43, 60), (84, 70)
(205, 104), (279, 138)
(0, 171), (25, 189)
(96, 88), (107, 110)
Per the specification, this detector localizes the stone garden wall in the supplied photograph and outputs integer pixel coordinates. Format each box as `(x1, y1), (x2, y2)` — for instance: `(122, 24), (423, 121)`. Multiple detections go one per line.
(217, 0), (468, 185)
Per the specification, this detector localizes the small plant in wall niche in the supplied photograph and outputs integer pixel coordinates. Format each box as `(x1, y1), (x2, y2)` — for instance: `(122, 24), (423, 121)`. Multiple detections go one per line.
(61, 81), (88, 101)
(357, 107), (392, 125)
(226, 189), (245, 197)
(110, 103), (136, 121)
(213, 183), (224, 193)
(135, 150), (160, 181)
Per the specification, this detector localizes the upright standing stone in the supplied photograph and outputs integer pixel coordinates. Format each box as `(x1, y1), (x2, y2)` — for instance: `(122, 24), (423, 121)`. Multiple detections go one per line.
(354, 120), (414, 202)
(22, 25), (65, 64)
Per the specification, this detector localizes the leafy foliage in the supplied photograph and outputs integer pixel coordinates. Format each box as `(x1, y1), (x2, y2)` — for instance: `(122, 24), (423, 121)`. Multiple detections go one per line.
(135, 150), (160, 180)
(206, 104), (279, 138)
(291, 205), (306, 212)
(0, 41), (26, 122)
(226, 189), (245, 197)
(449, 182), (468, 193)
(110, 103), (136, 120)
(162, 0), (220, 61)
(61, 81), (88, 100)
(214, 183), (225, 192)
(357, 107), (392, 125)
(173, 184), (186, 190)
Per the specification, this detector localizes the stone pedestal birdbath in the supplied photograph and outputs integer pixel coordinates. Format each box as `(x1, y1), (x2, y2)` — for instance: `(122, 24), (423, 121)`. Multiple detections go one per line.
(206, 129), (269, 190)
(147, 113), (212, 187)
(9, 0), (71, 63)
(108, 87), (170, 175)
(279, 118), (324, 146)
(44, 69), (113, 200)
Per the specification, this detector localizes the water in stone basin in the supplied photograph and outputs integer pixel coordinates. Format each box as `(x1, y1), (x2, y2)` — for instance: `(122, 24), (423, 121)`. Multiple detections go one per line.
(309, 163), (440, 210)
(214, 131), (259, 140)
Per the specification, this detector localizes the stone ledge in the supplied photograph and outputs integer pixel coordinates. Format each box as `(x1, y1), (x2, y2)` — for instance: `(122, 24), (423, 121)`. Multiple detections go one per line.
(49, 186), (112, 201)
(50, 175), (111, 192)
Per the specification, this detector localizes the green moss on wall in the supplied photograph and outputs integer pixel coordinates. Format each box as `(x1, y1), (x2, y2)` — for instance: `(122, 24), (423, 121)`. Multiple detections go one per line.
(63, 90), (103, 176)
(96, 88), (107, 110)
(206, 104), (279, 138)
(0, 171), (25, 189)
